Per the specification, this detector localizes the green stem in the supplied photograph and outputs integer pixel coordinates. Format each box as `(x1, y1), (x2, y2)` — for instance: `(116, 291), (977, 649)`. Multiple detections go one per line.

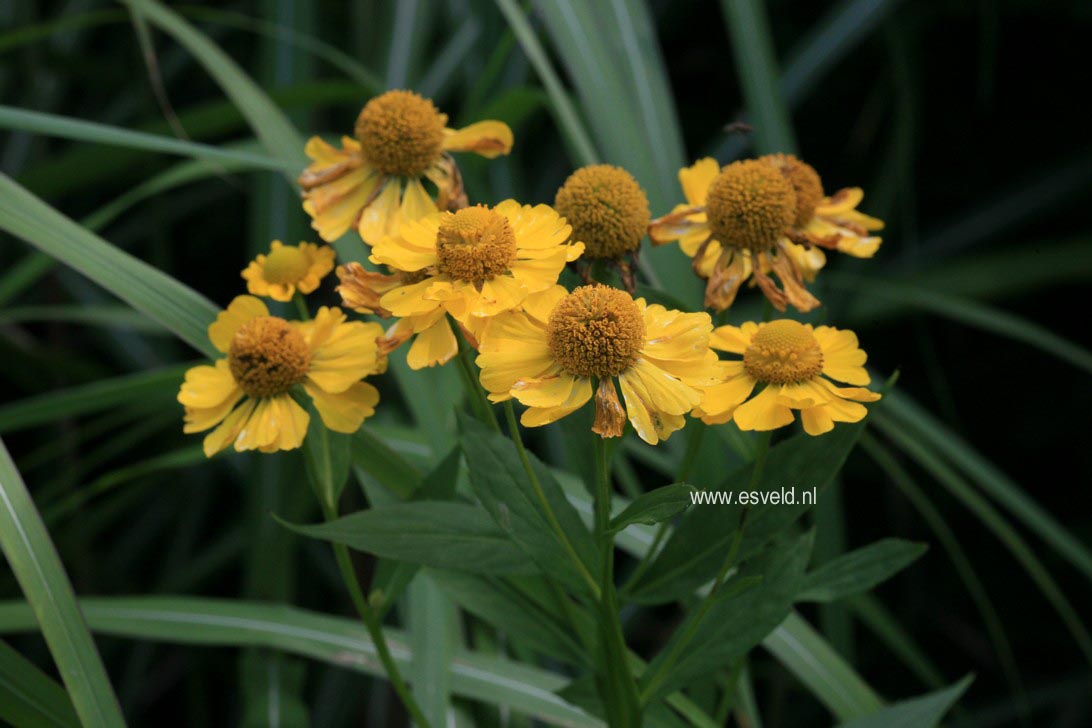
(451, 319), (500, 432)
(594, 436), (643, 722)
(503, 401), (600, 597)
(639, 431), (772, 705)
(292, 292), (310, 320)
(624, 424), (706, 591)
(320, 500), (432, 728)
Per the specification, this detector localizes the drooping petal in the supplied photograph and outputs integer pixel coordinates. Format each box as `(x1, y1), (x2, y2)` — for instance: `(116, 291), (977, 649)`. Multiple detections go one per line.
(202, 398), (257, 457)
(592, 378), (627, 438)
(442, 120), (514, 158)
(379, 277), (444, 318)
(519, 376), (593, 427)
(306, 380), (379, 433)
(400, 176), (439, 223)
(179, 360), (244, 433)
(696, 366), (757, 424)
(406, 317), (458, 369)
(732, 385), (795, 431)
(358, 179), (402, 245)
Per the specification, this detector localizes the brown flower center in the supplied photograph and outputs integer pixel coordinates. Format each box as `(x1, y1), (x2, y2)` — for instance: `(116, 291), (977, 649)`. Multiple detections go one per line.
(761, 153), (824, 226)
(743, 320), (823, 384)
(704, 159), (796, 251)
(553, 164), (650, 259)
(435, 206), (517, 287)
(355, 90), (447, 176)
(228, 317), (310, 397)
(547, 285), (646, 378)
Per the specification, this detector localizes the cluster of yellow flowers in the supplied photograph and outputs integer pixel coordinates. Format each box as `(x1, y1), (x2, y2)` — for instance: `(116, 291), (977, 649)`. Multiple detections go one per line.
(178, 90), (883, 456)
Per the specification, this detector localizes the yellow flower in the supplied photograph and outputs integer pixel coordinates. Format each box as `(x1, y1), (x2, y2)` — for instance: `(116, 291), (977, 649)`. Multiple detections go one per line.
(648, 157), (882, 312)
(298, 89), (514, 245)
(697, 319), (881, 436)
(178, 296), (384, 457)
(338, 201), (583, 370)
(477, 284), (720, 445)
(242, 240), (336, 301)
(762, 154), (883, 280)
(554, 164), (650, 260)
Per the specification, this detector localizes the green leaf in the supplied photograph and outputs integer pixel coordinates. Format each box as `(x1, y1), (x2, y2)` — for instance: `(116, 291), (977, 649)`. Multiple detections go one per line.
(799, 539), (928, 603)
(239, 653), (311, 728)
(458, 413), (600, 597)
(118, 0), (305, 170)
(0, 174), (219, 357)
(277, 501), (535, 576)
(0, 364), (189, 433)
(350, 428), (426, 500)
(0, 439), (127, 727)
(608, 484), (696, 532)
(628, 421), (866, 604)
(763, 613), (883, 720)
(0, 639), (80, 728)
(642, 531), (813, 701)
(836, 676), (973, 728)
(0, 597), (600, 727)
(430, 571), (590, 667)
(0, 106), (290, 172)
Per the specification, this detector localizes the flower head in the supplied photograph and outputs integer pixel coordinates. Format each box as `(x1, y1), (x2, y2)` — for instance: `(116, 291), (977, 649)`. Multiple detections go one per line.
(178, 296), (384, 457)
(477, 285), (720, 444)
(337, 201), (582, 369)
(299, 89), (514, 245)
(242, 241), (336, 301)
(649, 157), (883, 312)
(553, 165), (650, 259)
(697, 319), (881, 435)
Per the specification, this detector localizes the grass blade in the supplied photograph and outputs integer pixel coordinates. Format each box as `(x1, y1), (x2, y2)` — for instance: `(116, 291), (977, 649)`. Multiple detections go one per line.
(493, 0), (599, 166)
(0, 106), (289, 171)
(0, 639), (80, 728)
(0, 597), (601, 727)
(763, 613), (883, 721)
(119, 0), (306, 170)
(874, 413), (1092, 666)
(835, 275), (1092, 375)
(718, 0), (796, 154)
(0, 174), (219, 357)
(884, 391), (1092, 583)
(0, 439), (127, 727)
(0, 364), (188, 433)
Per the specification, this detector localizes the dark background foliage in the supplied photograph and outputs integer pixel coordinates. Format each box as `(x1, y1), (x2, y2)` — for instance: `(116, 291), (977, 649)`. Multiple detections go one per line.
(1, 0), (1089, 725)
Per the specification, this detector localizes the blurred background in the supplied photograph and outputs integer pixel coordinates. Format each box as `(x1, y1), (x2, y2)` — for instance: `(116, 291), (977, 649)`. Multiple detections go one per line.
(1, 0), (1090, 725)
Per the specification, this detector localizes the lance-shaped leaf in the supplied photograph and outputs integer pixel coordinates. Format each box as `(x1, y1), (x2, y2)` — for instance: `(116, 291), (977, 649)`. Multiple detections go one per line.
(799, 539), (928, 603)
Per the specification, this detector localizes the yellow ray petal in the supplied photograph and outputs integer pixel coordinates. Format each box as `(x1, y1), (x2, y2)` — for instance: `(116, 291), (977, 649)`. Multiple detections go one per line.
(208, 296), (268, 354)
(680, 157), (720, 206)
(814, 326), (870, 385)
(202, 398), (256, 457)
(406, 317), (458, 370)
(401, 176), (438, 223)
(379, 277), (444, 318)
(358, 179), (401, 245)
(442, 120), (513, 158)
(519, 376), (593, 427)
(307, 315), (384, 392)
(307, 380), (379, 433)
(710, 322), (759, 354)
(732, 386), (794, 431)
